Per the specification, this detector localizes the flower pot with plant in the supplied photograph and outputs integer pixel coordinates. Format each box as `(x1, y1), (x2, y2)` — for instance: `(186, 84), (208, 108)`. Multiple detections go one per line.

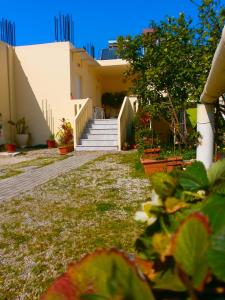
(140, 156), (167, 175)
(135, 108), (161, 159)
(6, 143), (16, 153)
(166, 155), (183, 172)
(8, 117), (29, 148)
(56, 118), (74, 155)
(47, 134), (56, 148)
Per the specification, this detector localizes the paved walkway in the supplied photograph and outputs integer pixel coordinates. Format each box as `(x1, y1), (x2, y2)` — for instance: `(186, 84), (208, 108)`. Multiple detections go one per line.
(0, 152), (101, 202)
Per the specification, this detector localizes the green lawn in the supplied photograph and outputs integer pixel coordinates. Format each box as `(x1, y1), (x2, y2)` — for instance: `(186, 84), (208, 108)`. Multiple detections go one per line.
(0, 152), (150, 299)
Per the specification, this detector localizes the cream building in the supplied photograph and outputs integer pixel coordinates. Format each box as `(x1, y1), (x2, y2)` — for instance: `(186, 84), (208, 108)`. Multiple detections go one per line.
(0, 41), (135, 149)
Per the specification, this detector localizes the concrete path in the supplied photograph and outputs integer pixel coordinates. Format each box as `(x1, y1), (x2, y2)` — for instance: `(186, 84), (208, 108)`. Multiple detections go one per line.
(0, 152), (101, 202)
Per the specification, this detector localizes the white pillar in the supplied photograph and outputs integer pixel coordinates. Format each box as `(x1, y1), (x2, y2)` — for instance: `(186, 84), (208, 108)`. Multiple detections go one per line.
(196, 103), (214, 169)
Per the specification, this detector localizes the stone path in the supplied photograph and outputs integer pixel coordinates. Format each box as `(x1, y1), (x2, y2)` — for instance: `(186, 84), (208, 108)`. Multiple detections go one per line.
(0, 152), (101, 202)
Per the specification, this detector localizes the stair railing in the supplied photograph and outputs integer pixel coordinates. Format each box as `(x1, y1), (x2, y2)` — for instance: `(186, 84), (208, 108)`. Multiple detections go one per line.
(74, 98), (93, 147)
(118, 96), (138, 150)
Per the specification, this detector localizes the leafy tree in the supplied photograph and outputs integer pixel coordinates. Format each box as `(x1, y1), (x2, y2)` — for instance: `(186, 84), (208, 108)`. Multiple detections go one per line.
(117, 0), (225, 145)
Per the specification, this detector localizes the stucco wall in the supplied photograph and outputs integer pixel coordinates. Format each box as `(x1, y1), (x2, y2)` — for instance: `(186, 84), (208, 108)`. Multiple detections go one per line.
(1, 41), (134, 146)
(70, 51), (101, 107)
(0, 42), (16, 144)
(14, 42), (75, 145)
(101, 74), (130, 94)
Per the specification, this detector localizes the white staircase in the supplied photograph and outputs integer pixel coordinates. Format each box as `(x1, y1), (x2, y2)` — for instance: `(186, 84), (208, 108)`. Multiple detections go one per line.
(76, 119), (118, 151)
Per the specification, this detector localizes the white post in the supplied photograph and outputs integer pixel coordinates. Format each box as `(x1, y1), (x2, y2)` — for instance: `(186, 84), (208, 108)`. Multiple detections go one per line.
(196, 103), (214, 169)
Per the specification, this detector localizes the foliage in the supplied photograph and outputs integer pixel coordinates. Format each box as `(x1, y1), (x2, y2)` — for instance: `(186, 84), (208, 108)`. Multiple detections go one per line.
(135, 159), (225, 299)
(160, 147), (196, 161)
(117, 0), (225, 145)
(8, 117), (29, 134)
(101, 91), (127, 108)
(48, 134), (55, 141)
(41, 249), (155, 300)
(56, 118), (73, 146)
(133, 108), (160, 154)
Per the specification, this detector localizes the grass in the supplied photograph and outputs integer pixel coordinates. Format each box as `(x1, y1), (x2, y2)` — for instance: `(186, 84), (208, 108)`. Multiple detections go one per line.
(0, 168), (22, 179)
(0, 155), (70, 180)
(0, 151), (150, 299)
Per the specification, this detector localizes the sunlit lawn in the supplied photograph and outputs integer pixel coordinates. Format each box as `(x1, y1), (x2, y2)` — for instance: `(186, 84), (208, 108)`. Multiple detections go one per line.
(0, 152), (150, 299)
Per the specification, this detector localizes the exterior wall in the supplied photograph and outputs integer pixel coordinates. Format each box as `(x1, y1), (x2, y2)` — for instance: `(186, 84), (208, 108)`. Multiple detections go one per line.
(70, 51), (102, 107)
(101, 74), (130, 94)
(97, 59), (131, 95)
(14, 42), (75, 145)
(0, 42), (16, 144)
(1, 41), (133, 146)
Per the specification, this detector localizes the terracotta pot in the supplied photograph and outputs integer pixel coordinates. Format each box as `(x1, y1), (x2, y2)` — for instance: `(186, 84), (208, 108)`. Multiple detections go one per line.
(216, 152), (225, 161)
(141, 157), (167, 175)
(47, 140), (56, 149)
(167, 156), (183, 172)
(144, 147), (161, 159)
(58, 145), (74, 155)
(6, 143), (16, 152)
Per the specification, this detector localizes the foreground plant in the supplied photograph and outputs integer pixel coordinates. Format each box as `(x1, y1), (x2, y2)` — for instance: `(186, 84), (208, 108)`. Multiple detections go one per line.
(41, 249), (155, 300)
(41, 160), (225, 299)
(135, 159), (225, 299)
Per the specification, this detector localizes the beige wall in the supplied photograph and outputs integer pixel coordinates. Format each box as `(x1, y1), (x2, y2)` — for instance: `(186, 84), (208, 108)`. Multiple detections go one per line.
(97, 59), (131, 95)
(1, 41), (133, 146)
(70, 50), (102, 107)
(14, 42), (75, 145)
(101, 74), (131, 94)
(0, 42), (16, 144)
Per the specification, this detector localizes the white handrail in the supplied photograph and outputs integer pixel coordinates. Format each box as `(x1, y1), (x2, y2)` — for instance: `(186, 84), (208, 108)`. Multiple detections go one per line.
(118, 96), (137, 150)
(74, 98), (93, 147)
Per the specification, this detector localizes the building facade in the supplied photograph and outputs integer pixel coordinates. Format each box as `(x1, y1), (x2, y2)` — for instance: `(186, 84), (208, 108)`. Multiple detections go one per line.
(0, 41), (131, 146)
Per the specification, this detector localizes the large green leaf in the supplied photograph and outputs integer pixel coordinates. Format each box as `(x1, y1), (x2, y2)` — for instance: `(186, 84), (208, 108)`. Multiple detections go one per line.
(153, 269), (186, 292)
(179, 161), (209, 192)
(172, 213), (210, 289)
(207, 159), (225, 186)
(41, 249), (155, 300)
(208, 227), (225, 282)
(202, 194), (225, 233)
(150, 172), (176, 199)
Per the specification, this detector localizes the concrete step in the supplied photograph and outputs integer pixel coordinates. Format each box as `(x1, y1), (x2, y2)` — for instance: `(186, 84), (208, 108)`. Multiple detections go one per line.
(85, 129), (118, 135)
(76, 145), (118, 151)
(82, 134), (118, 140)
(80, 139), (118, 146)
(90, 119), (118, 125)
(87, 124), (118, 130)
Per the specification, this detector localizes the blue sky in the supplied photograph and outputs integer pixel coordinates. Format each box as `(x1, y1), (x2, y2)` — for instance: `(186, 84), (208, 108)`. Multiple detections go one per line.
(0, 0), (224, 58)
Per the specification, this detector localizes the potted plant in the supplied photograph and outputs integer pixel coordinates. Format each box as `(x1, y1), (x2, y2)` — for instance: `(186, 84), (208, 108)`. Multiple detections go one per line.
(46, 134), (56, 149)
(140, 155), (167, 175)
(5, 142), (16, 153)
(8, 117), (29, 148)
(215, 145), (225, 161)
(56, 118), (74, 155)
